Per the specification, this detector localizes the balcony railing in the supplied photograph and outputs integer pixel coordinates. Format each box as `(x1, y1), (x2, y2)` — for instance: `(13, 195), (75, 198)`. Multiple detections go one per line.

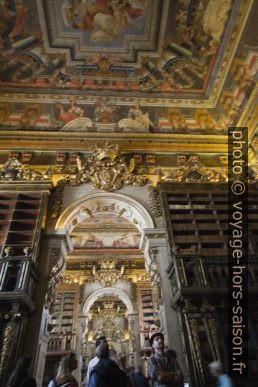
(167, 254), (258, 296)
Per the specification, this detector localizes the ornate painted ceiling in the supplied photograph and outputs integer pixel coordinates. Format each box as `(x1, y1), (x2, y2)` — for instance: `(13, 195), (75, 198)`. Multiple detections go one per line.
(0, 0), (257, 171)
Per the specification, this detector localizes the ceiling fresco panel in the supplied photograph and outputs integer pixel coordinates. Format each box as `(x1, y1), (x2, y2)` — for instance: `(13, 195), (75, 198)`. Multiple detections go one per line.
(0, 0), (246, 97)
(40, 0), (162, 60)
(0, 0), (257, 153)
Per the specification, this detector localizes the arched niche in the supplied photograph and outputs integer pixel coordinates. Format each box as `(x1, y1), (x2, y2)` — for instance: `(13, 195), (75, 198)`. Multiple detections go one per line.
(83, 287), (134, 315)
(55, 192), (154, 235)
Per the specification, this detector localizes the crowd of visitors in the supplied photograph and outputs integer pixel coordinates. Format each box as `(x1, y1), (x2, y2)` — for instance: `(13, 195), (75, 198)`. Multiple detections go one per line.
(7, 332), (233, 386)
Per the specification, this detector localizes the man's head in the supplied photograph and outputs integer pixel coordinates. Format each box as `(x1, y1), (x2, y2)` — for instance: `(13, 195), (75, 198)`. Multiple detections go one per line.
(149, 332), (165, 352)
(208, 361), (222, 377)
(96, 336), (107, 348)
(96, 342), (109, 359)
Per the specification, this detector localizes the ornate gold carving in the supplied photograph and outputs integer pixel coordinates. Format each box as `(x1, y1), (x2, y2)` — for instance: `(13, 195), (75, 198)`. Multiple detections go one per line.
(48, 180), (65, 220)
(66, 143), (147, 191)
(93, 321), (124, 341)
(92, 259), (125, 287)
(148, 186), (162, 217)
(0, 311), (22, 382)
(92, 301), (124, 321)
(0, 321), (13, 380)
(45, 248), (65, 309)
(208, 317), (221, 363)
(166, 155), (226, 182)
(149, 248), (162, 309)
(136, 272), (151, 282)
(189, 318), (205, 383)
(0, 156), (51, 181)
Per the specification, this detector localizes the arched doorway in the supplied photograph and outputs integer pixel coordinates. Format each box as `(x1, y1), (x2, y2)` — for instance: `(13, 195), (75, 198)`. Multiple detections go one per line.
(43, 192), (161, 385)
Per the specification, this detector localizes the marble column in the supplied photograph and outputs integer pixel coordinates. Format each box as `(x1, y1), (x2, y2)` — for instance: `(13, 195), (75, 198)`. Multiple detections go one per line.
(30, 229), (72, 386)
(140, 228), (186, 373)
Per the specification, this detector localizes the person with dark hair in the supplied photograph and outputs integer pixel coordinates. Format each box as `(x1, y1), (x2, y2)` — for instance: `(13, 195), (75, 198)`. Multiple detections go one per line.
(55, 352), (78, 387)
(147, 333), (183, 387)
(88, 342), (128, 387)
(7, 357), (36, 387)
(85, 337), (108, 386)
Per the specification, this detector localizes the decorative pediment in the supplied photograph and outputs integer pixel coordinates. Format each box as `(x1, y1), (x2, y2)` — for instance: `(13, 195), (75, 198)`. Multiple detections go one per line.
(167, 155), (227, 183)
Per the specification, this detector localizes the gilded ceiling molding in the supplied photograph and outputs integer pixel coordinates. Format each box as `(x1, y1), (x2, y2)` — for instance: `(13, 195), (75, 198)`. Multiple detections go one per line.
(66, 143), (147, 191)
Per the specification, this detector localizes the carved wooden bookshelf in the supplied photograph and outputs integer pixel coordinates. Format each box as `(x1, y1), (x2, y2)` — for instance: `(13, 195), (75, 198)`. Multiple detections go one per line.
(159, 183), (258, 387)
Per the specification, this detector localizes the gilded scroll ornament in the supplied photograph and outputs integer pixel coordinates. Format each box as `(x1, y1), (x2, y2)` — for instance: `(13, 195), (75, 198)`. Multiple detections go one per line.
(66, 143), (147, 191)
(166, 155), (226, 183)
(92, 259), (125, 287)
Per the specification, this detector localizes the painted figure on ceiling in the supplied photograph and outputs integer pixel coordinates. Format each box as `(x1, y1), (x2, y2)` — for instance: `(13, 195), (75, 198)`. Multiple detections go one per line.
(168, 108), (187, 130)
(55, 100), (84, 126)
(127, 103), (153, 130)
(195, 109), (216, 130)
(94, 100), (115, 123)
(8, 0), (28, 40)
(20, 106), (40, 128)
(62, 0), (146, 43)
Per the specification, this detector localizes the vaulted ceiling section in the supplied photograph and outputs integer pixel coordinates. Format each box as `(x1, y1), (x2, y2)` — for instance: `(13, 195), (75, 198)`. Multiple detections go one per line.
(0, 0), (257, 175)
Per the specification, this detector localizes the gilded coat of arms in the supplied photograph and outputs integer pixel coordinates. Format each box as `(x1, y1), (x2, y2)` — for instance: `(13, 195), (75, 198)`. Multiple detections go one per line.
(67, 143), (147, 191)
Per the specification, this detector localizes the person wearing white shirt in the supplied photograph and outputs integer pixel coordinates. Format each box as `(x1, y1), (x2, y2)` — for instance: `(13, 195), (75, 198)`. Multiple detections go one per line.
(209, 361), (233, 387)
